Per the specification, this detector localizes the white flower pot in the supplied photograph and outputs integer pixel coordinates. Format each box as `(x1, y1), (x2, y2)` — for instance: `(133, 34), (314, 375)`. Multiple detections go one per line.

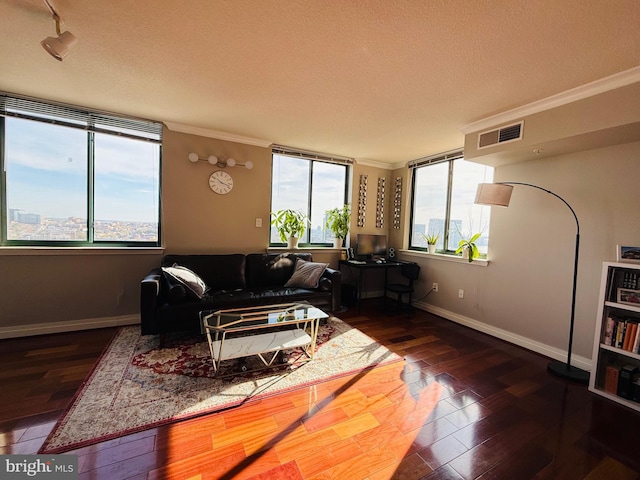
(333, 238), (343, 248)
(428, 244), (436, 254)
(287, 237), (299, 249)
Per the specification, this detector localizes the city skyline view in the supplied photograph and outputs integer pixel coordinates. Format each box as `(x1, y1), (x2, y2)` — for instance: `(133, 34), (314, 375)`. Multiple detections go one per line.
(4, 116), (160, 242)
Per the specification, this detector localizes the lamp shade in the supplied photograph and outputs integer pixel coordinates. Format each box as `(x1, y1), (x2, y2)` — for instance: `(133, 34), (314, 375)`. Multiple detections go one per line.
(188, 152), (199, 163)
(208, 155), (218, 165)
(226, 158), (236, 167)
(245, 161), (254, 170)
(475, 183), (513, 207)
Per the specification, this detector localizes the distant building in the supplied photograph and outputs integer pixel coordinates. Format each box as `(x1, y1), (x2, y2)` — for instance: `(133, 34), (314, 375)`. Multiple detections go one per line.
(8, 209), (41, 224)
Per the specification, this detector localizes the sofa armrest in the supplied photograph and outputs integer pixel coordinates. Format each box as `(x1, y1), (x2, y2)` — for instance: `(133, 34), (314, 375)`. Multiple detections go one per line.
(140, 268), (162, 335)
(322, 267), (342, 312)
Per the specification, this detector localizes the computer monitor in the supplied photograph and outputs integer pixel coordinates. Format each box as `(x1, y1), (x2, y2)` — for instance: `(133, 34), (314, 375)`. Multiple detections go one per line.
(356, 234), (387, 259)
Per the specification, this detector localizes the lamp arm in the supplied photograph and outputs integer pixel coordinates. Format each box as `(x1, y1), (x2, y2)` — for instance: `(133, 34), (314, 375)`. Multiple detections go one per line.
(493, 182), (579, 235)
(496, 181), (580, 371)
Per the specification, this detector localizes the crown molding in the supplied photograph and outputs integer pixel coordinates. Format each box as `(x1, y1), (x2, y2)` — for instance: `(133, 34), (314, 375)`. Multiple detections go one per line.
(355, 158), (395, 169)
(460, 66), (640, 135)
(164, 122), (273, 148)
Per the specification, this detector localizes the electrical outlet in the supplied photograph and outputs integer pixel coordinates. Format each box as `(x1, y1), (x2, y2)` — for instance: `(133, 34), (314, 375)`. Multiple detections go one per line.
(432, 282), (439, 292)
(458, 289), (464, 299)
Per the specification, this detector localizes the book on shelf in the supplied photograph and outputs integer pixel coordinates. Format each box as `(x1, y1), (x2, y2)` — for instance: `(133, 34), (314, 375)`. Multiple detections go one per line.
(604, 317), (615, 346)
(605, 365), (619, 394)
(605, 317), (640, 353)
(623, 271), (639, 290)
(633, 326), (640, 353)
(623, 322), (637, 351)
(633, 379), (640, 402)
(617, 365), (639, 400)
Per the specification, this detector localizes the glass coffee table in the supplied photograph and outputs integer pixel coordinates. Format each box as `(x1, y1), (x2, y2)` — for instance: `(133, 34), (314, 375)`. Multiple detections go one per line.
(200, 302), (329, 376)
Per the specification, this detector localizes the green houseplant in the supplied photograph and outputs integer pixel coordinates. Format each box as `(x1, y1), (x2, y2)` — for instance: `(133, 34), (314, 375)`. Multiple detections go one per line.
(420, 232), (439, 254)
(456, 232), (481, 262)
(271, 209), (309, 249)
(325, 204), (350, 247)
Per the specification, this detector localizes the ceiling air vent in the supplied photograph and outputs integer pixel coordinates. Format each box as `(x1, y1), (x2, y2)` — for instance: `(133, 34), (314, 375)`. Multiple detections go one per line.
(477, 121), (524, 149)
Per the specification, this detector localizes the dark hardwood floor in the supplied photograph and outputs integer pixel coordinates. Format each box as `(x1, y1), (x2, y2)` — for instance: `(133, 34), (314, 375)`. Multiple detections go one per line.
(1, 299), (640, 479)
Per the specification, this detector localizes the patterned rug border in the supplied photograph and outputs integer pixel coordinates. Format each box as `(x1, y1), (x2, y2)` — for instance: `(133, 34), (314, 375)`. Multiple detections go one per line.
(39, 318), (403, 454)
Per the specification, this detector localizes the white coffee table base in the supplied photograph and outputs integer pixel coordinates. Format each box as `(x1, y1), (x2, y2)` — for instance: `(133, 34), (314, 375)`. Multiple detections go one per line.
(207, 329), (312, 373)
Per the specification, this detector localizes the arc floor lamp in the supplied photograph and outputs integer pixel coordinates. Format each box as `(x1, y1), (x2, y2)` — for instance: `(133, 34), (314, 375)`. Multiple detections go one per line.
(475, 182), (590, 384)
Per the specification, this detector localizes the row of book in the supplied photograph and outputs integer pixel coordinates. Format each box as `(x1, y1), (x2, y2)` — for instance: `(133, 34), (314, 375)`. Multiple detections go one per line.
(604, 364), (640, 402)
(603, 316), (640, 353)
(622, 271), (640, 290)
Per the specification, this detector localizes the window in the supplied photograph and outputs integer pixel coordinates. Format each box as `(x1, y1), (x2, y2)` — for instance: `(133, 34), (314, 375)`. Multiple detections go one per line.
(0, 93), (162, 246)
(409, 149), (493, 256)
(270, 146), (351, 245)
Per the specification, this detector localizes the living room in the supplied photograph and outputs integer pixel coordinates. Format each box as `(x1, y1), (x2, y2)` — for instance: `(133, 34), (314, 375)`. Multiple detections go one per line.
(1, 1), (640, 478)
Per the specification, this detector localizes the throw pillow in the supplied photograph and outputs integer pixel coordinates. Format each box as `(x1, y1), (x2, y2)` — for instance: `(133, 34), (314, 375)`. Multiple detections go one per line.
(284, 258), (329, 289)
(161, 264), (209, 299)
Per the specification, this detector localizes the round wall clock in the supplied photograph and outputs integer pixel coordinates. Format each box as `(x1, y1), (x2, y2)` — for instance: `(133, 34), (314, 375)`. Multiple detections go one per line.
(208, 170), (233, 194)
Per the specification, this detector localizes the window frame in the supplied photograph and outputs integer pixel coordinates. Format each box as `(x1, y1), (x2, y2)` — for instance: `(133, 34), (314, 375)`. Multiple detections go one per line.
(270, 145), (351, 247)
(408, 149), (492, 258)
(0, 92), (162, 248)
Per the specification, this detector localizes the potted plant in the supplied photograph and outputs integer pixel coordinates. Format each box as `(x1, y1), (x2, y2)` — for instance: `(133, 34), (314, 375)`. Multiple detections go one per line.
(456, 232), (481, 262)
(420, 232), (439, 254)
(325, 204), (350, 248)
(270, 209), (309, 249)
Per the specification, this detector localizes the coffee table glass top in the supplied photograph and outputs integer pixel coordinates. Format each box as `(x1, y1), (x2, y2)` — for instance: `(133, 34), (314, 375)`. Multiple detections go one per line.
(202, 302), (329, 332)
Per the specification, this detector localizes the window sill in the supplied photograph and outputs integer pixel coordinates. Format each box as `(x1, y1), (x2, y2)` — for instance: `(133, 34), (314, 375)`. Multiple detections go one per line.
(267, 247), (345, 254)
(400, 249), (489, 266)
(0, 247), (165, 256)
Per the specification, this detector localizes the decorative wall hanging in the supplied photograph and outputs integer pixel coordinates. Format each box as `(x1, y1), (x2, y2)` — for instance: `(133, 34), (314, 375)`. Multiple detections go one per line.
(376, 177), (385, 228)
(393, 176), (402, 229)
(357, 175), (368, 227)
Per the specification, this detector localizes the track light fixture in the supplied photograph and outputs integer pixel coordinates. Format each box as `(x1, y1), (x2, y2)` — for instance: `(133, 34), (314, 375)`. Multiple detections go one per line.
(41, 0), (76, 61)
(188, 152), (254, 170)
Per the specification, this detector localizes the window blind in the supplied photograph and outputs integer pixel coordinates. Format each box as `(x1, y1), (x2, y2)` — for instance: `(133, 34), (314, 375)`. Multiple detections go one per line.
(0, 92), (162, 143)
(272, 144), (353, 166)
(407, 148), (463, 169)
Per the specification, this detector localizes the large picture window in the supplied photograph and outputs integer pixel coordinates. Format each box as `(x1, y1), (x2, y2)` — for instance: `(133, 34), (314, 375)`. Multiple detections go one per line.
(409, 150), (493, 256)
(0, 94), (162, 246)
(270, 146), (350, 246)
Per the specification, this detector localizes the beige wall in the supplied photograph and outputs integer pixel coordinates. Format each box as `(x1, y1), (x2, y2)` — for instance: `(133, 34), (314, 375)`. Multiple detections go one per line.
(401, 140), (640, 364)
(162, 128), (272, 253)
(348, 162), (397, 247)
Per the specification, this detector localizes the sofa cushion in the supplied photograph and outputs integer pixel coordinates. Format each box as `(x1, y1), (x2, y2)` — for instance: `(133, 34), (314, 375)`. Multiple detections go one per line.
(285, 258), (329, 289)
(162, 254), (246, 290)
(245, 253), (313, 287)
(162, 264), (209, 299)
(161, 270), (188, 304)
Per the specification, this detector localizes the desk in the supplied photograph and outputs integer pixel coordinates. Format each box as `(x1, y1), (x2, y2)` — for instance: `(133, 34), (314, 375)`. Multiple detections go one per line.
(339, 260), (403, 311)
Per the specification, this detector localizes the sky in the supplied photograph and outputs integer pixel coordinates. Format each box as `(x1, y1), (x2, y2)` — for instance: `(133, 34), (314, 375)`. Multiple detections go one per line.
(271, 154), (347, 230)
(5, 117), (160, 222)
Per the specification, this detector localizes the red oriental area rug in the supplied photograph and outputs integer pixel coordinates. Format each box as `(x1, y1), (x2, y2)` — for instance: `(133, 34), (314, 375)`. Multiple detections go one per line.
(39, 317), (403, 454)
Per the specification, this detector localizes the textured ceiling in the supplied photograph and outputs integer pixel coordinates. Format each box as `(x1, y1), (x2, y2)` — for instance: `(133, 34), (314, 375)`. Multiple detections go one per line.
(1, 0), (639, 164)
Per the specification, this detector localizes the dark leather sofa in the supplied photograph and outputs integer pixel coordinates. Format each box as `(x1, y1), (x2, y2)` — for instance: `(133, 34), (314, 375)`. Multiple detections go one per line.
(140, 252), (341, 336)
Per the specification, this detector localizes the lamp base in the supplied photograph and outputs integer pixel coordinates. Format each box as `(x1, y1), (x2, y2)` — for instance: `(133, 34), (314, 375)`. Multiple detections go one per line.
(547, 360), (589, 384)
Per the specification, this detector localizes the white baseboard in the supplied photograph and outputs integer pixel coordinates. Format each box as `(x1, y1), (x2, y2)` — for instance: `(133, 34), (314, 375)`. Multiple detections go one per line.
(0, 314), (140, 339)
(414, 301), (592, 372)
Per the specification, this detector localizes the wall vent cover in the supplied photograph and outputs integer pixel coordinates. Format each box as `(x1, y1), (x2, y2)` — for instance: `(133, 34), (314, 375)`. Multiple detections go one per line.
(477, 121), (524, 149)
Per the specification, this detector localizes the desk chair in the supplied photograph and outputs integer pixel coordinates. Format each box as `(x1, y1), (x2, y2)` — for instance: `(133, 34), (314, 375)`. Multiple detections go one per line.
(384, 262), (421, 312)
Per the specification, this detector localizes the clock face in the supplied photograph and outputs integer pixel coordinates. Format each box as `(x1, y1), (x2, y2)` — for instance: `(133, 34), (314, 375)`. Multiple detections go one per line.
(209, 170), (233, 194)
